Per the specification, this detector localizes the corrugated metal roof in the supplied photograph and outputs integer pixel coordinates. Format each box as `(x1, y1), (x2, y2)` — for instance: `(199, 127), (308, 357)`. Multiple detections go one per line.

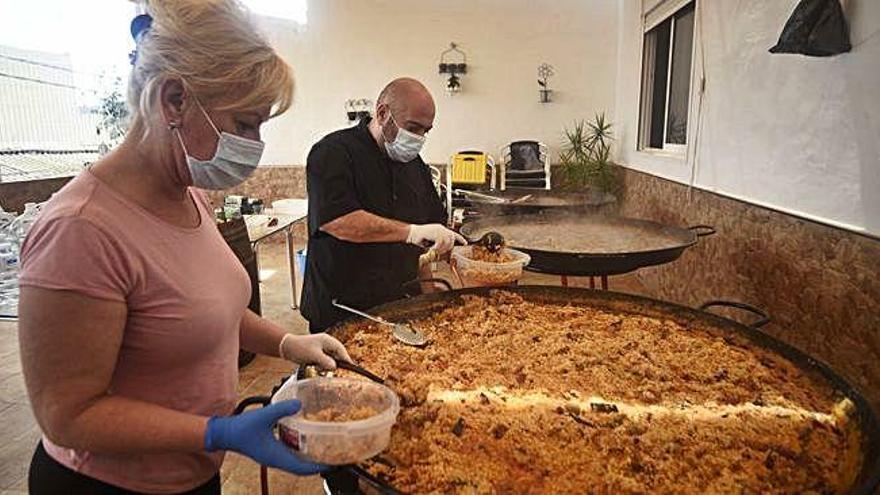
(0, 44), (103, 151)
(0, 150), (98, 182)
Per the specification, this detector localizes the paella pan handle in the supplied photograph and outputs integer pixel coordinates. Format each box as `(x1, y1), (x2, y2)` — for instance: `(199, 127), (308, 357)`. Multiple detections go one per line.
(336, 360), (386, 384)
(698, 300), (770, 328)
(233, 396), (272, 415)
(328, 464), (400, 495)
(688, 225), (717, 237)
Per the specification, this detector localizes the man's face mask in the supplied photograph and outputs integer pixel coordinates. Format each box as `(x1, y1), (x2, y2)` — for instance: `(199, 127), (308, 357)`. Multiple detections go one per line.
(382, 112), (426, 163)
(173, 100), (264, 190)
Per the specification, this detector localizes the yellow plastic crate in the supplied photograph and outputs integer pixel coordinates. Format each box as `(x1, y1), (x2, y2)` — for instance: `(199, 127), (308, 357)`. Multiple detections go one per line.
(451, 151), (488, 185)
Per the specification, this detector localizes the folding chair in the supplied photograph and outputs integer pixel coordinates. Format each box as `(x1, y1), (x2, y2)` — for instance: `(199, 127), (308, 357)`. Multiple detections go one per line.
(499, 141), (550, 190)
(444, 150), (496, 224)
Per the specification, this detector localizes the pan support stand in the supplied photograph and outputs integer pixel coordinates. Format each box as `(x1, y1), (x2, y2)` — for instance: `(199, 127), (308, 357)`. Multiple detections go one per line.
(559, 275), (609, 290)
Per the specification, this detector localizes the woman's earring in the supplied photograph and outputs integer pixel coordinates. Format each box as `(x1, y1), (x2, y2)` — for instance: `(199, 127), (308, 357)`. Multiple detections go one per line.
(168, 122), (180, 130)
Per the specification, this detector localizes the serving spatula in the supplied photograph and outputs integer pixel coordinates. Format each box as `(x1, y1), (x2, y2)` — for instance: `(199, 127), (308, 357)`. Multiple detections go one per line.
(332, 300), (428, 347)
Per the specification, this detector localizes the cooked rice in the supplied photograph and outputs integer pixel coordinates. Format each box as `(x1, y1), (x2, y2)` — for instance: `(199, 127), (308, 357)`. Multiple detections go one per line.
(335, 291), (861, 494)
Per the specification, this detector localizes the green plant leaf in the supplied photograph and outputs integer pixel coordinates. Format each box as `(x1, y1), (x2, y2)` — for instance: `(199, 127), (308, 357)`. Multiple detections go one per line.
(560, 113), (616, 192)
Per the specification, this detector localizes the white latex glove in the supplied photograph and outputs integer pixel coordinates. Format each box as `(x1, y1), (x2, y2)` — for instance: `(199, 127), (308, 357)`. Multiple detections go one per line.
(279, 334), (352, 371)
(406, 224), (467, 254)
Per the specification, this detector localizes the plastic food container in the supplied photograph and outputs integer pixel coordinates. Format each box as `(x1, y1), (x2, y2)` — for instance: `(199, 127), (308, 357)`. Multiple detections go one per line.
(451, 245), (531, 287)
(273, 377), (400, 465)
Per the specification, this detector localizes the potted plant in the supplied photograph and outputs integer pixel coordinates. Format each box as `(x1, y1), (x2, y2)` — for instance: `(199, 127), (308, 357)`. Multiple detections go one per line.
(559, 112), (617, 193)
(92, 76), (130, 154)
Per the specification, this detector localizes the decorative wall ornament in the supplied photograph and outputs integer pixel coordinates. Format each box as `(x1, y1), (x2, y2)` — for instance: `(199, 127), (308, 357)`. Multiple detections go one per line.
(345, 99), (373, 122)
(538, 63), (554, 103)
(439, 42), (467, 95)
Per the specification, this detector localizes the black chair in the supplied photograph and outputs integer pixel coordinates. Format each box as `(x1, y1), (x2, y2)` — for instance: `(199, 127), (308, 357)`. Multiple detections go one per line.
(499, 140), (550, 190)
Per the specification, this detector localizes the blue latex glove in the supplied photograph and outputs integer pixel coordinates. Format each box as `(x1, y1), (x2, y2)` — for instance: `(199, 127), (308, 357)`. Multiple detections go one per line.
(205, 399), (326, 475)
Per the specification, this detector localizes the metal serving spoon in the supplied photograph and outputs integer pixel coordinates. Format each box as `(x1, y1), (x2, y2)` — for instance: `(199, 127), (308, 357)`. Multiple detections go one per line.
(332, 300), (428, 347)
(475, 231), (506, 254)
(454, 189), (507, 203)
(454, 189), (533, 205)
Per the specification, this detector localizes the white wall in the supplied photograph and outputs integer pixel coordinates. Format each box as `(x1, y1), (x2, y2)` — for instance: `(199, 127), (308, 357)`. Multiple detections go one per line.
(255, 0), (619, 167)
(615, 0), (880, 236)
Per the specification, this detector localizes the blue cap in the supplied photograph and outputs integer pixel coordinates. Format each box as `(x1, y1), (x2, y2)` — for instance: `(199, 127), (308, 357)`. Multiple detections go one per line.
(130, 14), (153, 41)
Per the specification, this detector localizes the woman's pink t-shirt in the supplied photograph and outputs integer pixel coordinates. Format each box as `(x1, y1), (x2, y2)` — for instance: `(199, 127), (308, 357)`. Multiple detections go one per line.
(19, 170), (250, 493)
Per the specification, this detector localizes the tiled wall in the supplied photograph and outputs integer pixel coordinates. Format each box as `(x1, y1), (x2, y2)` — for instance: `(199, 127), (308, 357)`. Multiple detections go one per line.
(204, 166), (306, 208)
(205, 166), (308, 242)
(616, 167), (880, 412)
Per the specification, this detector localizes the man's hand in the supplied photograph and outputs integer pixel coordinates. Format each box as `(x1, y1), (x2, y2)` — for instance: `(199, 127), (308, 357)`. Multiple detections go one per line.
(406, 224), (466, 254)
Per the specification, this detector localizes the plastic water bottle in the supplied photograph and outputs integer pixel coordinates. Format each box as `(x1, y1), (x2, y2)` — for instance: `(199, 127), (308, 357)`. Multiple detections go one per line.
(0, 206), (18, 295)
(0, 242), (18, 276)
(13, 203), (40, 240)
(0, 206), (15, 233)
(0, 202), (42, 313)
(0, 239), (19, 312)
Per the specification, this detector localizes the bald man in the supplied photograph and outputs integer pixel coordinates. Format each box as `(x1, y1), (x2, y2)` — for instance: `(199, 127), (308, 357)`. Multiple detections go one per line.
(302, 78), (464, 333)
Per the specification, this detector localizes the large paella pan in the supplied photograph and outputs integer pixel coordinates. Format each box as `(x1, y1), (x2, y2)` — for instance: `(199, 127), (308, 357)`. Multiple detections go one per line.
(311, 286), (880, 494)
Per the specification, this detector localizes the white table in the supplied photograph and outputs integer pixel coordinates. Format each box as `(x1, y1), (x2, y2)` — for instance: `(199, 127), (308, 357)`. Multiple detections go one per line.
(244, 199), (308, 310)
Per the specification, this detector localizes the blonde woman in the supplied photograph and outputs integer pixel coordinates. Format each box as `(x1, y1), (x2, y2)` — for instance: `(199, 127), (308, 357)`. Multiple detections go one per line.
(17, 1), (350, 493)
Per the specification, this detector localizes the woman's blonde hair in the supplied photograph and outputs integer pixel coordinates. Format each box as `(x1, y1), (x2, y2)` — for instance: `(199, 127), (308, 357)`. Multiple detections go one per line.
(128, 0), (294, 137)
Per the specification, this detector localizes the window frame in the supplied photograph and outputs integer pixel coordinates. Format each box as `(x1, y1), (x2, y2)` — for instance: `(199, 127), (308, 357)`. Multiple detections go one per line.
(637, 0), (697, 157)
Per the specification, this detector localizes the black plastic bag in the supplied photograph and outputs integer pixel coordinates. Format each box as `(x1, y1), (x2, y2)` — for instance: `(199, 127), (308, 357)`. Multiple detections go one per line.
(769, 0), (851, 56)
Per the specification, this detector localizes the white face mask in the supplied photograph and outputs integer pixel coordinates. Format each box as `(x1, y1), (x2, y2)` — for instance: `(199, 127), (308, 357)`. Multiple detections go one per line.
(383, 113), (426, 163)
(173, 101), (264, 190)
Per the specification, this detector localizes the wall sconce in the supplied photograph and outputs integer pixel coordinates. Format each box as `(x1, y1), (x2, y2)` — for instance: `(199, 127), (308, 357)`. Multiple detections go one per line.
(538, 63), (554, 103)
(345, 98), (373, 122)
(439, 42), (467, 95)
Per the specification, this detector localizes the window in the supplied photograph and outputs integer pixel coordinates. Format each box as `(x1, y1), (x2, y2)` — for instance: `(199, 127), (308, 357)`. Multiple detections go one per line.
(639, 1), (695, 153)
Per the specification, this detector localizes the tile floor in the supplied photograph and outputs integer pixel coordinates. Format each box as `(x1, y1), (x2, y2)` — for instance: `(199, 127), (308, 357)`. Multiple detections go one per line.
(0, 241), (647, 494)
(0, 326), (40, 495)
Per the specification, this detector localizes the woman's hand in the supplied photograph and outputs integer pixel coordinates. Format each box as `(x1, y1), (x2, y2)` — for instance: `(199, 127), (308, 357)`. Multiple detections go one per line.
(205, 400), (325, 475)
(280, 334), (352, 371)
